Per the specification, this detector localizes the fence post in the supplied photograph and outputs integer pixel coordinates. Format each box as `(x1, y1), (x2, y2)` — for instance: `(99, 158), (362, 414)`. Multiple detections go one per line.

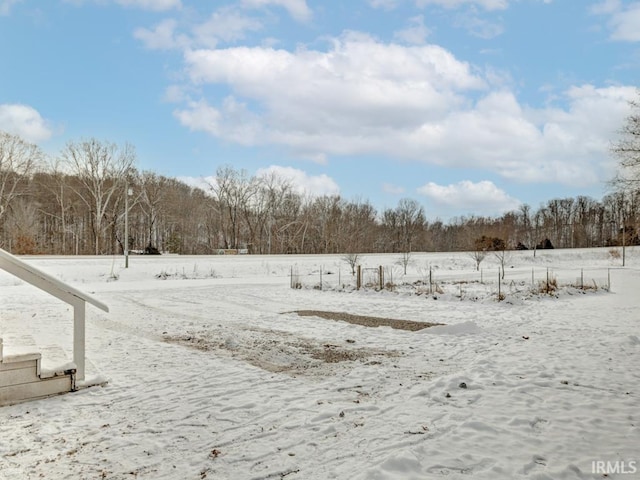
(498, 269), (501, 300)
(290, 266), (293, 289)
(546, 267), (549, 288)
(379, 265), (383, 290)
(357, 265), (361, 290)
(580, 268), (584, 290)
(480, 268), (483, 284)
(429, 267), (433, 294)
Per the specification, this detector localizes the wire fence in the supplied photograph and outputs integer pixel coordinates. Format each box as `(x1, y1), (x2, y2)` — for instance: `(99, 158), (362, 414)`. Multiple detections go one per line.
(290, 263), (613, 301)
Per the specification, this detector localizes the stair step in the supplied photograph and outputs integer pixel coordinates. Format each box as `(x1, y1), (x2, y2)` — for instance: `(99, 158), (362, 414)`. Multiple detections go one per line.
(0, 356), (40, 386)
(39, 344), (73, 372)
(2, 341), (73, 375)
(1, 347), (75, 407)
(0, 374), (73, 406)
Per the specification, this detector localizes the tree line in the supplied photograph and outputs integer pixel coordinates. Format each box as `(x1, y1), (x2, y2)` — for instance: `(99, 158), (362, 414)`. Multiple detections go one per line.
(1, 96), (639, 256)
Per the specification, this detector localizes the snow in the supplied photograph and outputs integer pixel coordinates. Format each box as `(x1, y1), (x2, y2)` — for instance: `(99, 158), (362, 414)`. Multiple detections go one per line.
(418, 321), (483, 335)
(0, 248), (639, 479)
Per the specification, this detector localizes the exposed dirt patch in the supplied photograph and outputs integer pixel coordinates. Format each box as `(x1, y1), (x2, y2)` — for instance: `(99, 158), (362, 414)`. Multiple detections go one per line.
(290, 310), (443, 331)
(163, 327), (399, 376)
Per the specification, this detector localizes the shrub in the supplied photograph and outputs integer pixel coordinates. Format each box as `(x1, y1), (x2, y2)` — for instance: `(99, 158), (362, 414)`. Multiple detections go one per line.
(536, 238), (554, 249)
(144, 244), (161, 255)
(13, 235), (38, 255)
(474, 235), (506, 251)
(537, 276), (558, 295)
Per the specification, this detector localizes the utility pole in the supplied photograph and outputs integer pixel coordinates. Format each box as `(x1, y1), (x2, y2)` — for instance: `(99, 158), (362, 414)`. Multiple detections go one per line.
(622, 215), (626, 267)
(125, 185), (132, 268)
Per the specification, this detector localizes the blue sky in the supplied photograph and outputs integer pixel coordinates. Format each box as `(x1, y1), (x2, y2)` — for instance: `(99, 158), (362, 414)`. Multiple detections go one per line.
(1, 0), (639, 220)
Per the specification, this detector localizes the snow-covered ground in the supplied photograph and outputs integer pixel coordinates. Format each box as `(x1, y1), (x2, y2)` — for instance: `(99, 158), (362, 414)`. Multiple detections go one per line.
(0, 248), (639, 479)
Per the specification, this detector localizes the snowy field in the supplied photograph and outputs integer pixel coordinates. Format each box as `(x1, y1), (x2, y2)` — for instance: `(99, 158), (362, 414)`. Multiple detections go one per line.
(0, 248), (639, 480)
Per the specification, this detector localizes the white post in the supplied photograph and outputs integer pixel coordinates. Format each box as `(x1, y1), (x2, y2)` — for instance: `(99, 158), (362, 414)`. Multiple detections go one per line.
(73, 299), (86, 382)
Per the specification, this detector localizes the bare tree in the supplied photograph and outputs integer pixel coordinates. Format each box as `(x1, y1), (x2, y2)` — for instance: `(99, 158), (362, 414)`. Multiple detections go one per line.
(395, 198), (426, 253)
(397, 251), (413, 275)
(0, 131), (42, 223)
(209, 166), (257, 249)
(60, 138), (136, 254)
(38, 160), (77, 254)
(341, 199), (376, 254)
(399, 198), (423, 249)
(470, 250), (486, 271)
(138, 171), (166, 251)
(342, 252), (362, 275)
(612, 90), (640, 189)
(5, 198), (40, 253)
(241, 171), (299, 254)
(307, 195), (343, 254)
(493, 248), (512, 279)
(6, 128), (640, 255)
(380, 207), (400, 252)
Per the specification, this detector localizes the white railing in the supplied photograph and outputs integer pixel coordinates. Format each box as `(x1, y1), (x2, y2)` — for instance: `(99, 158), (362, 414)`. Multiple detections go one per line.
(0, 248), (108, 381)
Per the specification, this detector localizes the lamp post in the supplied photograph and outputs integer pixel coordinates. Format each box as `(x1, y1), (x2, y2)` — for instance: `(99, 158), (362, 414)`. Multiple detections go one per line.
(125, 185), (133, 268)
(622, 215), (626, 267)
(611, 218), (626, 267)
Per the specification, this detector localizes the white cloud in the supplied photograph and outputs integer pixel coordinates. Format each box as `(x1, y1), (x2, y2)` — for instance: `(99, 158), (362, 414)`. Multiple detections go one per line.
(241, 0), (312, 22)
(174, 97), (263, 146)
(172, 32), (635, 189)
(0, 0), (21, 15)
(415, 0), (509, 11)
(66, 0), (181, 10)
(163, 85), (189, 103)
(134, 19), (186, 50)
(453, 10), (504, 38)
(115, 0), (181, 11)
(608, 3), (640, 42)
(182, 33), (485, 144)
(174, 100), (222, 137)
(425, 86), (635, 185)
(368, 0), (400, 9)
(297, 152), (328, 165)
(0, 104), (53, 142)
(256, 165), (340, 197)
(192, 9), (263, 47)
(176, 175), (212, 193)
(417, 180), (520, 214)
(178, 165), (339, 198)
(590, 0), (621, 15)
(134, 9), (263, 51)
(394, 15), (431, 45)
(382, 183), (406, 194)
(591, 0), (640, 42)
